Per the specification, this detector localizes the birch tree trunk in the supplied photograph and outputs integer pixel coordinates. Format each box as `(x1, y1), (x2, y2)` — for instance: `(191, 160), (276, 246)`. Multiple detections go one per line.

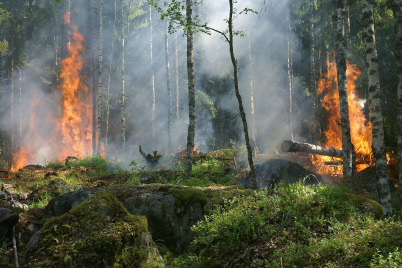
(149, 4), (156, 146)
(18, 68), (21, 151)
(165, 23), (172, 152)
(120, 0), (126, 150)
(184, 0), (196, 181)
(362, 0), (392, 217)
(310, 0), (316, 114)
(175, 35), (180, 121)
(8, 7), (15, 166)
(335, 0), (356, 178)
(90, 0), (97, 155)
(96, 0), (103, 155)
(228, 0), (257, 189)
(392, 0), (402, 219)
(105, 0), (117, 156)
(248, 34), (257, 155)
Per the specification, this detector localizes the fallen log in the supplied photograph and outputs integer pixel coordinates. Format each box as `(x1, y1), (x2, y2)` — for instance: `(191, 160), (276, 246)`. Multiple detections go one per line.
(281, 140), (343, 158)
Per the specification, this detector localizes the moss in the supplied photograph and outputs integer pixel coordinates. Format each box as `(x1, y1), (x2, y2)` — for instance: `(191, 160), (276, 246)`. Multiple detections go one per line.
(346, 193), (384, 219)
(28, 191), (159, 267)
(202, 185), (252, 214)
(169, 187), (207, 212)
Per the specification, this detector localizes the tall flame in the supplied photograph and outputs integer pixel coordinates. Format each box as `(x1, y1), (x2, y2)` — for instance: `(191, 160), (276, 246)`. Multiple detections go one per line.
(11, 11), (92, 171)
(311, 58), (373, 176)
(54, 12), (92, 160)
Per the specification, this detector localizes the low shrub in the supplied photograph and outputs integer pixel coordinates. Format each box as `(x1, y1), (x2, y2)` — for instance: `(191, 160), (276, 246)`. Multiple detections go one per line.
(188, 183), (402, 267)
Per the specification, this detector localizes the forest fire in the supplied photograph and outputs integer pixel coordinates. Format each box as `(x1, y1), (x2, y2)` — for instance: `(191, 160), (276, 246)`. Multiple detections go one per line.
(11, 12), (91, 171)
(54, 11), (92, 160)
(310, 59), (373, 176)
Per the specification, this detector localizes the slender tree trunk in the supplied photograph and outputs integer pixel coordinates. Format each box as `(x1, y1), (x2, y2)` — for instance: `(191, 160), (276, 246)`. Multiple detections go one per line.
(310, 0), (316, 115)
(96, 0), (104, 155)
(335, 0), (356, 178)
(67, 0), (71, 44)
(18, 68), (21, 151)
(345, 4), (351, 48)
(184, 0), (196, 181)
(175, 34), (180, 121)
(248, 34), (258, 155)
(105, 0), (117, 157)
(149, 4), (156, 146)
(52, 20), (59, 68)
(287, 4), (294, 140)
(228, 0), (257, 189)
(8, 7), (15, 167)
(120, 0), (126, 150)
(392, 0), (402, 219)
(362, 0), (392, 217)
(319, 0), (328, 74)
(90, 0), (97, 156)
(165, 23), (173, 152)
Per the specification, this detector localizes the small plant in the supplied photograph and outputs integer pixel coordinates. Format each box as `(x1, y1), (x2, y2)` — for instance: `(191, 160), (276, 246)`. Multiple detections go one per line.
(46, 160), (65, 170)
(70, 156), (121, 176)
(127, 160), (147, 184)
(370, 248), (402, 268)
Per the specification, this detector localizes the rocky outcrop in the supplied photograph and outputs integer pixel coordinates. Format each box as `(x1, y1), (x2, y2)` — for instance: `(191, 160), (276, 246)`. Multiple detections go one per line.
(0, 207), (19, 242)
(25, 192), (164, 267)
(52, 188), (92, 216)
(27, 178), (72, 202)
(238, 159), (323, 189)
(121, 185), (206, 253)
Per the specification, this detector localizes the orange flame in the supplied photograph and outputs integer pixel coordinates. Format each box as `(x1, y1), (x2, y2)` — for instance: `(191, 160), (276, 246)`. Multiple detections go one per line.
(311, 58), (373, 176)
(53, 11), (92, 160)
(11, 11), (92, 170)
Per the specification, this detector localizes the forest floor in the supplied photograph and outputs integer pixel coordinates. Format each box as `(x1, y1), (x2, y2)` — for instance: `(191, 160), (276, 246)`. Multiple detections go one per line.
(0, 151), (401, 267)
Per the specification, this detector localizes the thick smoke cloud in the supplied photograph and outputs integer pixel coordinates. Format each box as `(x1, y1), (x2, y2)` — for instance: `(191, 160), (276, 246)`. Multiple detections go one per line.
(0, 0), (304, 168)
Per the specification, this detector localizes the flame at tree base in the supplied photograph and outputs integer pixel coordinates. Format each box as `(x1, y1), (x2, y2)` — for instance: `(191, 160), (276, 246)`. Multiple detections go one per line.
(310, 58), (373, 177)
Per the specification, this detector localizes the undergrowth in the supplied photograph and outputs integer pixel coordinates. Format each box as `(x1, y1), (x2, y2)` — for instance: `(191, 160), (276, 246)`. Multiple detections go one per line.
(68, 156), (122, 176)
(182, 183), (402, 267)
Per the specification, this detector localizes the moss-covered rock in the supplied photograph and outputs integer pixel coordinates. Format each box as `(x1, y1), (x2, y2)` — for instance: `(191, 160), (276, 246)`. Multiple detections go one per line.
(24, 192), (164, 267)
(109, 184), (205, 254)
(236, 159), (323, 189)
(27, 177), (72, 202)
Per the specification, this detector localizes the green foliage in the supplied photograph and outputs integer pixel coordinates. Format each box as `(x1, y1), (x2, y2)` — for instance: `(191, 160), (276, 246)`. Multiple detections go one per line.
(0, 241), (12, 266)
(169, 187), (207, 212)
(188, 183), (400, 267)
(46, 160), (65, 171)
(370, 247), (402, 268)
(171, 157), (234, 187)
(69, 156), (121, 176)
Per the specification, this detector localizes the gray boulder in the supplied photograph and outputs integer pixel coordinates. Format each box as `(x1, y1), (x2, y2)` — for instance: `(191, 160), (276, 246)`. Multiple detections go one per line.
(123, 185), (206, 253)
(239, 159), (323, 189)
(0, 207), (19, 241)
(53, 188), (93, 216)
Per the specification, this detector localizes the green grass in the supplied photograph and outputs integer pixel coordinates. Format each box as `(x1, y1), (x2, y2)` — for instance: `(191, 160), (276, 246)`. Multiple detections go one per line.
(69, 156), (122, 176)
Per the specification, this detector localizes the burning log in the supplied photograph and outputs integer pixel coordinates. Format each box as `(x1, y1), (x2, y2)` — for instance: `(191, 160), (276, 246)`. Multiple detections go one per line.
(281, 140), (343, 158)
(139, 145), (162, 167)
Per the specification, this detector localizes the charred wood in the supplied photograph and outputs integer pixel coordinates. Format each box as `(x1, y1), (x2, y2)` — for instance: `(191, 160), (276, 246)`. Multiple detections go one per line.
(139, 145), (162, 167)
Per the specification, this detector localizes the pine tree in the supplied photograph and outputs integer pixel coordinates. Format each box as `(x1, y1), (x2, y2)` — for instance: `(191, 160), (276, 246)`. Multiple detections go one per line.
(184, 0), (196, 180)
(392, 0), (402, 218)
